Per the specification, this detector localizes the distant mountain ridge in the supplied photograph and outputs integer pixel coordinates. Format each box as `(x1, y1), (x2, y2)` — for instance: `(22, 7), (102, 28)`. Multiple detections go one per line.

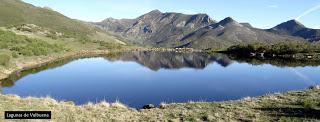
(267, 20), (320, 42)
(93, 10), (313, 49)
(178, 17), (302, 49)
(93, 10), (217, 47)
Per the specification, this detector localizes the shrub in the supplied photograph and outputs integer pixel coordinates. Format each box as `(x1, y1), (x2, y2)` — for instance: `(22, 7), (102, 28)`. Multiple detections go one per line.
(0, 29), (65, 56)
(12, 41), (64, 56)
(0, 53), (11, 66)
(226, 42), (320, 55)
(98, 41), (122, 50)
(303, 98), (317, 109)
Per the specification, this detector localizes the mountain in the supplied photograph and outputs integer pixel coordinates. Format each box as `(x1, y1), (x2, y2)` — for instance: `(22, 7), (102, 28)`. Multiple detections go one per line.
(93, 10), (215, 47)
(95, 17), (136, 33)
(94, 10), (304, 49)
(0, 0), (122, 43)
(267, 20), (320, 42)
(178, 17), (302, 49)
(104, 51), (232, 71)
(240, 23), (253, 28)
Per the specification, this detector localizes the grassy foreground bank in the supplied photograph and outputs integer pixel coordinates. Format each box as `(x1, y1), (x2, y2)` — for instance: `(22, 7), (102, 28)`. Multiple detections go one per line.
(0, 88), (319, 121)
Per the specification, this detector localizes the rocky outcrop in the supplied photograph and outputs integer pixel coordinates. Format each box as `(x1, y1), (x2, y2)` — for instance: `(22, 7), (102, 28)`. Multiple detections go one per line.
(93, 10), (216, 47)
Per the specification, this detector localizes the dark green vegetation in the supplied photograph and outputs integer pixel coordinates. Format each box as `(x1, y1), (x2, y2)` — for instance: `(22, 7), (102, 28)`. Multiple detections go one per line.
(0, 87), (319, 121)
(229, 56), (320, 67)
(79, 39), (124, 50)
(0, 29), (66, 57)
(224, 42), (320, 55)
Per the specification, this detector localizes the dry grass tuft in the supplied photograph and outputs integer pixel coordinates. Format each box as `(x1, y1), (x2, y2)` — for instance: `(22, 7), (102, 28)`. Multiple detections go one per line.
(111, 100), (127, 109)
(98, 100), (111, 108)
(0, 89), (319, 121)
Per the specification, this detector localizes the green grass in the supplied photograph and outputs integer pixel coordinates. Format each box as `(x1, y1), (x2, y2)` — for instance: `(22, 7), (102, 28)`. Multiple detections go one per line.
(0, 0), (92, 39)
(0, 29), (66, 57)
(0, 0), (124, 44)
(303, 98), (320, 109)
(0, 27), (126, 80)
(0, 53), (11, 66)
(0, 27), (125, 60)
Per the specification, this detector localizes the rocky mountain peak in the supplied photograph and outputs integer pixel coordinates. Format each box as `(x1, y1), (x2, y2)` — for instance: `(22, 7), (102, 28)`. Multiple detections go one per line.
(140, 9), (163, 19)
(194, 14), (213, 24)
(240, 23), (253, 28)
(149, 9), (162, 14)
(273, 19), (305, 31)
(287, 19), (304, 26)
(102, 17), (117, 22)
(266, 19), (319, 42)
(218, 17), (238, 25)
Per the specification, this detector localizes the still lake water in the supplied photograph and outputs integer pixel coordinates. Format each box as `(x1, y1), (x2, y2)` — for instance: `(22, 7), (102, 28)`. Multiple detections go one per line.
(1, 51), (320, 108)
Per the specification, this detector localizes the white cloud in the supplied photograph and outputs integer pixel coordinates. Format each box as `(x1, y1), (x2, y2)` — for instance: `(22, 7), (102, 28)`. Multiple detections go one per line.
(296, 4), (320, 20)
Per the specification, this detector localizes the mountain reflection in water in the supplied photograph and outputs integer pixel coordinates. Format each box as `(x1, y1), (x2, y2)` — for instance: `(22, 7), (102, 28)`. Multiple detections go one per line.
(104, 51), (233, 70)
(1, 51), (320, 108)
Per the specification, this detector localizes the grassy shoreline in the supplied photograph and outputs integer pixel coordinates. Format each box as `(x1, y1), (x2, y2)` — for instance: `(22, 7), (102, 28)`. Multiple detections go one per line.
(0, 88), (319, 121)
(0, 47), (202, 81)
(213, 43), (320, 60)
(0, 50), (112, 81)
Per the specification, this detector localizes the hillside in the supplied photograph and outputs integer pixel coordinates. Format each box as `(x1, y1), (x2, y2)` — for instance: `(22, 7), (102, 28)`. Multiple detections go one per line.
(93, 10), (215, 47)
(179, 17), (302, 49)
(267, 20), (320, 42)
(0, 0), (128, 79)
(94, 10), (305, 49)
(0, 0), (123, 43)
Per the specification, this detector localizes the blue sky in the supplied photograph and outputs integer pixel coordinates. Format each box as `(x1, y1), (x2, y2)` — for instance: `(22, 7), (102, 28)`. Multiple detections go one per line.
(22, 0), (320, 29)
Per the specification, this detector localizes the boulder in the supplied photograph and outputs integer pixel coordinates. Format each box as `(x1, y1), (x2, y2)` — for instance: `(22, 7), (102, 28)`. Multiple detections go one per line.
(309, 85), (320, 90)
(142, 104), (155, 109)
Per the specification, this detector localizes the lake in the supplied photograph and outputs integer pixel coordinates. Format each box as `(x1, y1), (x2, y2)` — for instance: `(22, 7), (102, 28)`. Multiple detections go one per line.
(1, 51), (320, 108)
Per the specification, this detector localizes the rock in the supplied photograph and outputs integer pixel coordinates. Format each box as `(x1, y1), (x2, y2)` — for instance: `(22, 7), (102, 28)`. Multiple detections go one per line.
(168, 118), (180, 122)
(142, 104), (155, 109)
(243, 96), (252, 101)
(309, 85), (320, 90)
(202, 115), (214, 121)
(159, 104), (167, 109)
